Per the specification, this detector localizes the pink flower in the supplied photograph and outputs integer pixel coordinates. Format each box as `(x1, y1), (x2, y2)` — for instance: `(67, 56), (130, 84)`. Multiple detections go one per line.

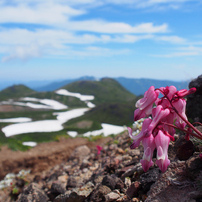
(128, 85), (199, 173)
(173, 98), (187, 129)
(96, 145), (103, 155)
(145, 105), (170, 136)
(161, 113), (176, 136)
(140, 134), (156, 172)
(176, 87), (196, 98)
(155, 130), (170, 173)
(134, 86), (159, 121)
(128, 118), (152, 149)
(134, 108), (146, 121)
(158, 86), (177, 100)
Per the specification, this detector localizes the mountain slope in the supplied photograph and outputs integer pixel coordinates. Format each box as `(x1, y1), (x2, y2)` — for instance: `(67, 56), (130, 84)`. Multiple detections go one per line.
(60, 78), (137, 105)
(63, 100), (141, 134)
(0, 85), (35, 101)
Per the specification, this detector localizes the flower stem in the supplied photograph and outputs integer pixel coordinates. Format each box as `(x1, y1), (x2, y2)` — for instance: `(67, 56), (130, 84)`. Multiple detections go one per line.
(156, 88), (202, 139)
(192, 122), (202, 126)
(172, 107), (202, 138)
(161, 121), (202, 140)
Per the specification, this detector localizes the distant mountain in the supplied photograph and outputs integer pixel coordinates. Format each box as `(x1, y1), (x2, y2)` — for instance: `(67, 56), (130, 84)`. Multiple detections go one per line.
(33, 76), (96, 92)
(0, 85), (35, 101)
(25, 76), (190, 96)
(0, 80), (54, 92)
(0, 76), (191, 98)
(61, 78), (137, 105)
(115, 77), (190, 95)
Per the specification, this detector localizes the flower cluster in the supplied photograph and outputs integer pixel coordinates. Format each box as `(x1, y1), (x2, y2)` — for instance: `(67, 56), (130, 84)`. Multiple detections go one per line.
(128, 86), (196, 172)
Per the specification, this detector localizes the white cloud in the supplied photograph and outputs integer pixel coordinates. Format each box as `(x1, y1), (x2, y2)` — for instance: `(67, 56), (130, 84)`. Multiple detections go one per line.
(112, 34), (154, 42)
(152, 45), (202, 58)
(0, 27), (135, 61)
(0, 0), (196, 62)
(153, 51), (199, 58)
(0, 2), (168, 34)
(68, 21), (168, 33)
(0, 2), (85, 25)
(104, 0), (198, 9)
(179, 45), (202, 52)
(155, 35), (186, 44)
(71, 46), (130, 57)
(0, 0), (199, 11)
(0, 26), (170, 61)
(1, 44), (42, 62)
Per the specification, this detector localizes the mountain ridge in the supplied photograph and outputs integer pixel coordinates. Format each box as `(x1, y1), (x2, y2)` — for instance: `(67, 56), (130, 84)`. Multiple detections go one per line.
(0, 76), (190, 96)
(115, 77), (189, 95)
(60, 78), (137, 105)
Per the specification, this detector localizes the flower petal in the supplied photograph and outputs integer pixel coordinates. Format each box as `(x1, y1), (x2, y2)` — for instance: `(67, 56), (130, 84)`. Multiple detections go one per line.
(140, 159), (153, 172)
(155, 130), (170, 172)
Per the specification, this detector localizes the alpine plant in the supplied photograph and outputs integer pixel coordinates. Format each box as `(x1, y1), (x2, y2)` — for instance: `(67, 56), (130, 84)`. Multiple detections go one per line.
(128, 85), (202, 172)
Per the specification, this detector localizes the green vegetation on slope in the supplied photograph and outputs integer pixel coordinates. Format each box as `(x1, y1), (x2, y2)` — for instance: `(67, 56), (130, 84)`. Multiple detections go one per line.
(0, 85), (35, 101)
(0, 84), (87, 108)
(61, 78), (136, 105)
(63, 97), (141, 134)
(0, 110), (57, 120)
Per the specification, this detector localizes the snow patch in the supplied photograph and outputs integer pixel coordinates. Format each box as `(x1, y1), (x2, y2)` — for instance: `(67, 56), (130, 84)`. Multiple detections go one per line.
(2, 108), (89, 137)
(20, 97), (68, 110)
(67, 131), (78, 137)
(83, 123), (125, 137)
(56, 89), (94, 101)
(0, 117), (32, 123)
(22, 141), (37, 147)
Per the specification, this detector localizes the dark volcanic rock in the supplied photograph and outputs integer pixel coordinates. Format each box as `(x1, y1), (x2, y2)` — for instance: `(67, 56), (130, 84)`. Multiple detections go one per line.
(186, 74), (202, 123)
(66, 176), (83, 189)
(49, 181), (66, 199)
(89, 185), (111, 202)
(139, 168), (160, 193)
(101, 175), (116, 190)
(145, 161), (196, 202)
(186, 154), (202, 180)
(126, 181), (141, 199)
(17, 183), (48, 202)
(174, 137), (195, 160)
(54, 182), (94, 202)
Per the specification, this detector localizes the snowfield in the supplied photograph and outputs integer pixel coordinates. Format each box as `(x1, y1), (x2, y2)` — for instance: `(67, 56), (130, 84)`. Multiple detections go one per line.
(1, 90), (125, 138)
(2, 108), (89, 137)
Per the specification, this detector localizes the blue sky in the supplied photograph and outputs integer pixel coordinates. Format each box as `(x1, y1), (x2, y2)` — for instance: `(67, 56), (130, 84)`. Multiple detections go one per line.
(0, 0), (202, 82)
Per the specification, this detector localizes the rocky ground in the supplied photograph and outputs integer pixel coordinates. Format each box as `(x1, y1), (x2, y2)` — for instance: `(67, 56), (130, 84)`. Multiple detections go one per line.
(0, 130), (202, 202)
(0, 136), (112, 180)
